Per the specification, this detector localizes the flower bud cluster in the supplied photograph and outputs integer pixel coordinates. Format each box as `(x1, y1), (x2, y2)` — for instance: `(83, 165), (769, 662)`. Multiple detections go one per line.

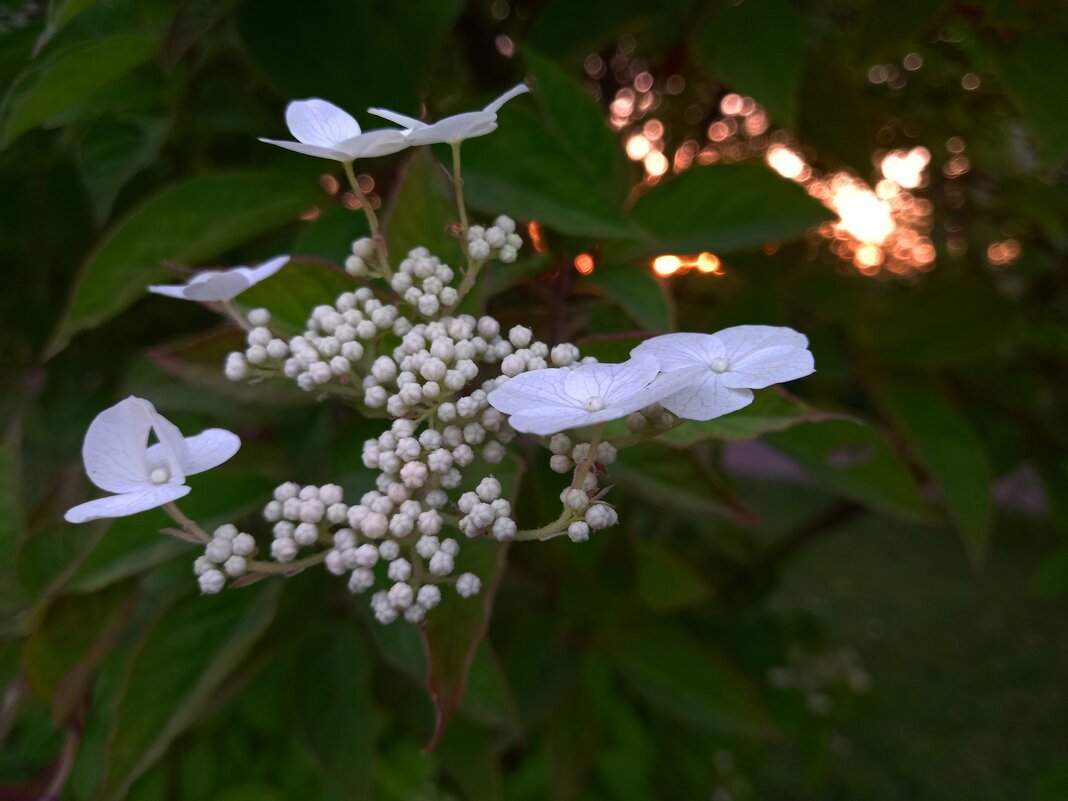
(343, 237), (377, 278)
(547, 433), (618, 476)
(389, 247), (458, 316)
(624, 402), (673, 433)
(465, 215), (523, 263)
(223, 308), (292, 382)
(457, 477), (516, 540)
(193, 523), (258, 594)
(214, 215), (634, 621)
(262, 481), (346, 562)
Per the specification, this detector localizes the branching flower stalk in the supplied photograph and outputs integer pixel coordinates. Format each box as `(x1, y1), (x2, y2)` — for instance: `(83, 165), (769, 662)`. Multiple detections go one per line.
(64, 84), (817, 627)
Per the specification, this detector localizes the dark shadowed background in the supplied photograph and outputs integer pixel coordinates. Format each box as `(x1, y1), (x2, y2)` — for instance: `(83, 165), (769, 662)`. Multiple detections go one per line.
(1, 0), (1066, 799)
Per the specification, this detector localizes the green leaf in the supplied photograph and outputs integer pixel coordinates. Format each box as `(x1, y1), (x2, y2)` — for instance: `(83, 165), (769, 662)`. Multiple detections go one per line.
(290, 624), (379, 798)
(79, 114), (168, 224)
(634, 540), (710, 611)
(67, 472), (274, 594)
(857, 0), (951, 56)
(875, 376), (993, 562)
(438, 717), (505, 801)
(583, 265), (671, 331)
(421, 456), (522, 749)
(33, 0), (103, 55)
(238, 0), (461, 113)
(292, 203), (369, 261)
(612, 443), (748, 522)
(22, 580), (137, 725)
(0, 35), (158, 147)
(694, 0), (806, 127)
(867, 283), (1013, 367)
(463, 59), (636, 239)
(101, 583), (280, 800)
(237, 257), (354, 333)
(48, 172), (319, 357)
(0, 421), (23, 618)
(993, 32), (1068, 164)
(611, 626), (774, 736)
(386, 150), (463, 268)
(765, 419), (928, 521)
(148, 328), (307, 407)
(525, 48), (630, 203)
(629, 163), (832, 255)
(421, 538), (507, 750)
(660, 389), (846, 446)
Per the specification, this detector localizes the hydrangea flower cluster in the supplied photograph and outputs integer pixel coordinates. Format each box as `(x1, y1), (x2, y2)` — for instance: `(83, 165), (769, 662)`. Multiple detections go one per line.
(63, 83), (816, 627)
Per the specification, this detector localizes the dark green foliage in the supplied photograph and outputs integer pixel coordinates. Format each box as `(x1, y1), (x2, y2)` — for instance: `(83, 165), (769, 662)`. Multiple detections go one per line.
(1, 1), (1065, 800)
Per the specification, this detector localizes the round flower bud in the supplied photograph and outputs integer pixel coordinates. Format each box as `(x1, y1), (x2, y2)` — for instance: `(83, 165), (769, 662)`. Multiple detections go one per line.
(205, 538), (232, 563)
(567, 521), (590, 543)
(417, 584), (442, 609)
(231, 532), (257, 557)
(379, 540), (401, 561)
(561, 487), (589, 511)
(456, 573), (481, 598)
(198, 569), (226, 595)
(223, 555), (247, 577)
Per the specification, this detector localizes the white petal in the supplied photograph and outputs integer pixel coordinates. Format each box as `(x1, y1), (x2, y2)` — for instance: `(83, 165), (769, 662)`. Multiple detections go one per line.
(64, 484), (190, 524)
(146, 283), (191, 299)
(82, 397), (154, 493)
(631, 332), (726, 372)
(284, 98), (361, 146)
(406, 112), (493, 145)
(483, 82), (530, 113)
(147, 408), (189, 484)
(258, 137), (349, 161)
(487, 369), (577, 415)
(658, 372), (754, 421)
(721, 345), (815, 390)
(713, 325), (809, 363)
(235, 255), (290, 289)
(504, 409), (594, 436)
(562, 354), (660, 406)
(180, 428), (241, 475)
(366, 107), (427, 129)
(179, 271), (250, 302)
(336, 129), (411, 159)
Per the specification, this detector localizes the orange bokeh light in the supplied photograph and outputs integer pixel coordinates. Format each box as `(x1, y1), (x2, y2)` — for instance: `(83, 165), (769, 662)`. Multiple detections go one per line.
(574, 252), (595, 274)
(652, 252), (722, 278)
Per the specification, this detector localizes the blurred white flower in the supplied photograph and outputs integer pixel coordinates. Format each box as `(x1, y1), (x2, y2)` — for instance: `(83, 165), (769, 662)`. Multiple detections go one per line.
(148, 255), (289, 302)
(368, 83), (530, 146)
(487, 354), (684, 435)
(631, 326), (815, 421)
(65, 397), (240, 523)
(259, 99), (409, 161)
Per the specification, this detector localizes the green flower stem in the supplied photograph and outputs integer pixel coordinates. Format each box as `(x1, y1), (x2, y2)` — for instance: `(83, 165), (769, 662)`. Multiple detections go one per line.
(451, 142), (469, 236)
(247, 551), (327, 575)
(512, 508), (577, 542)
(343, 160), (391, 278)
(164, 502), (211, 544)
(219, 299), (253, 332)
(571, 423), (605, 490)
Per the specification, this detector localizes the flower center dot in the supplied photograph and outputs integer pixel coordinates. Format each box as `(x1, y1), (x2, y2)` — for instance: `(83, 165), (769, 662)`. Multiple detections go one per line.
(709, 358), (729, 373)
(585, 396), (605, 412)
(150, 467), (170, 484)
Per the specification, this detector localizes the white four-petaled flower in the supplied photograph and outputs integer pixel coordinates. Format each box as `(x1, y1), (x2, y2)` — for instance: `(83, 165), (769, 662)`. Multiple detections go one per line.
(148, 255), (290, 302)
(65, 397), (240, 524)
(630, 326), (814, 420)
(487, 353), (685, 435)
(368, 83), (530, 146)
(259, 99), (409, 162)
